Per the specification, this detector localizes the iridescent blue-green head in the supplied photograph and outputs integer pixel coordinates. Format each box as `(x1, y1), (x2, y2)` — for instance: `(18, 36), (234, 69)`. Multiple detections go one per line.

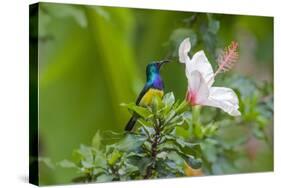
(146, 60), (170, 81)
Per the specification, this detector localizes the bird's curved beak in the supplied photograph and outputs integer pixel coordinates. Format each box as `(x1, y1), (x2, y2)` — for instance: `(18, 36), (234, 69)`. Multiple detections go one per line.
(158, 60), (170, 68)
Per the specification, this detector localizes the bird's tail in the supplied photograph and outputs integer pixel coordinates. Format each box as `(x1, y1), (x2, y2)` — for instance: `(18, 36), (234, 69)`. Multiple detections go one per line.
(125, 115), (138, 131)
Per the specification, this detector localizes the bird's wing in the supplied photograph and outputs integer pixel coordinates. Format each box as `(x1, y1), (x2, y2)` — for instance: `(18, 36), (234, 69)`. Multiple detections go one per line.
(136, 84), (151, 105)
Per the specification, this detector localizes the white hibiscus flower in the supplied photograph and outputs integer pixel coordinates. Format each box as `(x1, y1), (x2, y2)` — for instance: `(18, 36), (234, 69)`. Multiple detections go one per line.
(178, 38), (241, 116)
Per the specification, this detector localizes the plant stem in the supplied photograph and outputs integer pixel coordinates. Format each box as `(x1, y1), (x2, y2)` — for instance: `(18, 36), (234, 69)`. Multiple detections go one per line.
(144, 116), (162, 179)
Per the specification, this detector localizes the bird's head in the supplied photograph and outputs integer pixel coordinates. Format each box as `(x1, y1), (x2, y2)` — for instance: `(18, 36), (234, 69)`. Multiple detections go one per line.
(146, 60), (170, 77)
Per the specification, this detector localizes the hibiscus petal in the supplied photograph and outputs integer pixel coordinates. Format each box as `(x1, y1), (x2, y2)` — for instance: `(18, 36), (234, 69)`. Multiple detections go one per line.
(179, 38), (191, 63)
(187, 51), (214, 87)
(203, 87), (241, 116)
(188, 71), (209, 104)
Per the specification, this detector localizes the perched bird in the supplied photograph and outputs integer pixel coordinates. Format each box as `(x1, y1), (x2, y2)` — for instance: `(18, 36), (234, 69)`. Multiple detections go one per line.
(125, 60), (170, 131)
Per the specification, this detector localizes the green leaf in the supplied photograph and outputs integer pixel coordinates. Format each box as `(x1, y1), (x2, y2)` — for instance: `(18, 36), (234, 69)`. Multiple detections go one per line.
(92, 130), (101, 149)
(117, 134), (146, 152)
(121, 103), (152, 119)
(118, 163), (139, 176)
(158, 140), (202, 169)
(157, 151), (168, 160)
(163, 92), (175, 107)
(203, 123), (218, 137)
(143, 141), (152, 151)
(126, 153), (151, 176)
(96, 174), (114, 182)
(81, 160), (94, 168)
(176, 140), (202, 158)
(76, 145), (93, 163)
(164, 110), (176, 124)
(184, 156), (202, 169)
(175, 100), (188, 114)
(157, 141), (177, 152)
(162, 135), (202, 158)
(140, 126), (155, 137)
(172, 126), (190, 139)
(167, 151), (185, 165)
(182, 112), (192, 124)
(94, 150), (107, 168)
(107, 150), (122, 166)
(152, 95), (164, 114)
(92, 167), (106, 177)
(194, 123), (203, 139)
(138, 118), (153, 127)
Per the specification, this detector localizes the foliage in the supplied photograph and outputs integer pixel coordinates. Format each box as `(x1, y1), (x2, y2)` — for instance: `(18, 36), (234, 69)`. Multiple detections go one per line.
(59, 79), (273, 181)
(59, 93), (200, 181)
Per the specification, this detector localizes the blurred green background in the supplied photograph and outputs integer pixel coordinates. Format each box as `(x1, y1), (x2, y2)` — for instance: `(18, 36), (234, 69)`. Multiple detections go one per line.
(31, 2), (273, 185)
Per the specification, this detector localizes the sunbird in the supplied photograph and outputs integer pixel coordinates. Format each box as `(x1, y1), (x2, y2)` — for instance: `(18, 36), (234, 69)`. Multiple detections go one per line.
(125, 60), (170, 131)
